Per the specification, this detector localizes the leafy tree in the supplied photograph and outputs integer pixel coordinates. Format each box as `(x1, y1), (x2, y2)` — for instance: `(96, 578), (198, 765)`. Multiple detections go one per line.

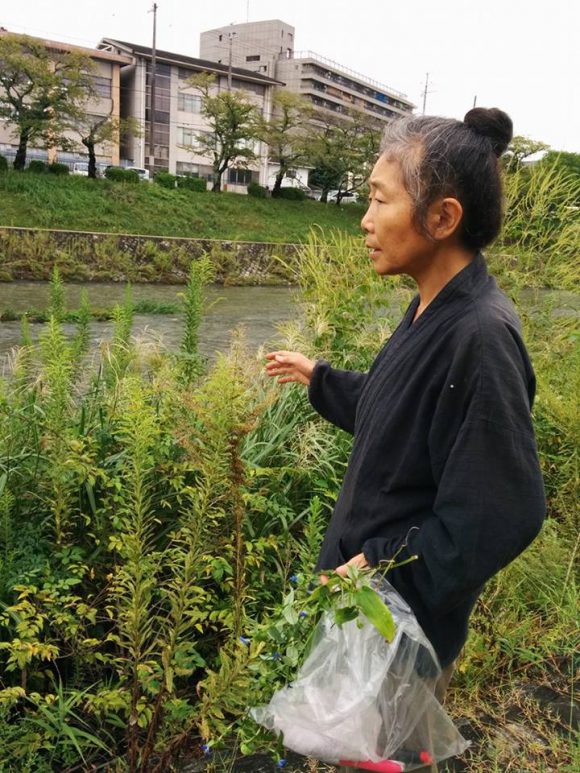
(70, 113), (141, 178)
(306, 109), (381, 203)
(504, 135), (550, 171)
(258, 89), (312, 196)
(183, 73), (260, 192)
(0, 33), (95, 170)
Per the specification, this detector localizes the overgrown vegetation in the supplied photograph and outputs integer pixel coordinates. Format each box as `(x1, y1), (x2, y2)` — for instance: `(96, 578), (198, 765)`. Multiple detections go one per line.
(0, 218), (578, 770)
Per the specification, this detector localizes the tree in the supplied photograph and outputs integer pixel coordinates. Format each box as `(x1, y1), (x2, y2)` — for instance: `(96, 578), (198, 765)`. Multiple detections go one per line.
(504, 135), (550, 171)
(306, 109), (382, 203)
(258, 89), (312, 196)
(0, 33), (95, 170)
(183, 73), (260, 192)
(70, 113), (141, 178)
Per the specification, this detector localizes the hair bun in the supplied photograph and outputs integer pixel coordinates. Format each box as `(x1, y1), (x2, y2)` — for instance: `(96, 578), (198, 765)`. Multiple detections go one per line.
(463, 107), (513, 157)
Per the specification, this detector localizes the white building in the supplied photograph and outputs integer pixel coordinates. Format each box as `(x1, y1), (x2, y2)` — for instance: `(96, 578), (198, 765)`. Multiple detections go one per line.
(98, 38), (282, 192)
(200, 20), (415, 124)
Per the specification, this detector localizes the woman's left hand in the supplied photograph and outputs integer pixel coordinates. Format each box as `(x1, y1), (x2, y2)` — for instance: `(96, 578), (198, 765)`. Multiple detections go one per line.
(319, 552), (368, 585)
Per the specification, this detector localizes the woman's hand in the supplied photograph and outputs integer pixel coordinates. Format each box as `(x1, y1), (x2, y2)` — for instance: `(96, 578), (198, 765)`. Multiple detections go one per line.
(319, 552), (368, 585)
(264, 350), (316, 387)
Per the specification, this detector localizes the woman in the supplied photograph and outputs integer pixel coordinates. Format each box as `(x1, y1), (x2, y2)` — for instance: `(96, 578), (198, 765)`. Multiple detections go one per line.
(265, 108), (546, 771)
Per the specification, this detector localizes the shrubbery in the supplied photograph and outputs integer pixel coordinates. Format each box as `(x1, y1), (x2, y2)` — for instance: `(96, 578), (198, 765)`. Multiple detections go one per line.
(105, 166), (140, 183)
(247, 181), (267, 198)
(154, 171), (177, 189)
(48, 162), (69, 175)
(276, 187), (306, 201)
(177, 174), (207, 192)
(26, 160), (48, 174)
(0, 154), (8, 173)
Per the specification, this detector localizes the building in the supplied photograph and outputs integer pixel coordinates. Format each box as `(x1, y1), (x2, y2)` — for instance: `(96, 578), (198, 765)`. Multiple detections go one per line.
(98, 38), (282, 190)
(199, 20), (415, 124)
(0, 29), (130, 169)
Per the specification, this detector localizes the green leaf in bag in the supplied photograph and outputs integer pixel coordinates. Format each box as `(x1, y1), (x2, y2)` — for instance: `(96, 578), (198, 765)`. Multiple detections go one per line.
(334, 606), (359, 626)
(354, 585), (396, 642)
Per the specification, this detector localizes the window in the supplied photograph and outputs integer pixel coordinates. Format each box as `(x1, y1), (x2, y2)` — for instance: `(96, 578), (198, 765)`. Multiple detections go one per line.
(178, 93), (201, 113)
(246, 55), (260, 62)
(218, 34), (223, 41)
(177, 127), (199, 147)
(228, 168), (254, 185)
(176, 161), (199, 175)
(92, 75), (112, 98)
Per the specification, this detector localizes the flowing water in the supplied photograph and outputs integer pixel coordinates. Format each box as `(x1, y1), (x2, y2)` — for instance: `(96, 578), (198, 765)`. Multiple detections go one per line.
(0, 282), (299, 363)
(0, 282), (577, 367)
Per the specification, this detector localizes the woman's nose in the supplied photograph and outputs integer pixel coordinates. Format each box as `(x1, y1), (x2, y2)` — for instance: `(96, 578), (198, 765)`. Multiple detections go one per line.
(361, 208), (373, 232)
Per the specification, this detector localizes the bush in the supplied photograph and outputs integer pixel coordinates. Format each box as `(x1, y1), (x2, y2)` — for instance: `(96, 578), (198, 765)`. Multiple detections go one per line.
(247, 182), (267, 198)
(27, 160), (48, 174)
(276, 187), (306, 201)
(0, 155), (8, 173)
(155, 171), (177, 189)
(177, 174), (207, 192)
(105, 166), (140, 183)
(48, 162), (70, 176)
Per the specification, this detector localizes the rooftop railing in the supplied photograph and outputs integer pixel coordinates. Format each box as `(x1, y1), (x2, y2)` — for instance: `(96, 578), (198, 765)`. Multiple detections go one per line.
(280, 50), (410, 102)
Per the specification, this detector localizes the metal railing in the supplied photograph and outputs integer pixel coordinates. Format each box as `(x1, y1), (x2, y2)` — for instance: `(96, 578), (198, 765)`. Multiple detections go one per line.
(280, 50), (410, 102)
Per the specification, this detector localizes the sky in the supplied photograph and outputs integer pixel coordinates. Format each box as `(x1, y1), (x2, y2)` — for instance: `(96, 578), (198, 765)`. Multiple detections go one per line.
(1, 0), (578, 152)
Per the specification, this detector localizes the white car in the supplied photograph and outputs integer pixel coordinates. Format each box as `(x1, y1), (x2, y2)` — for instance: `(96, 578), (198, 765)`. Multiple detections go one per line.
(125, 166), (151, 182)
(327, 190), (359, 204)
(72, 161), (89, 176)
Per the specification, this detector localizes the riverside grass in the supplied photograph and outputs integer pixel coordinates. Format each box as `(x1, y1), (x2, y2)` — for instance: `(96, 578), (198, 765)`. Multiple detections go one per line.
(0, 171), (365, 243)
(0, 232), (578, 772)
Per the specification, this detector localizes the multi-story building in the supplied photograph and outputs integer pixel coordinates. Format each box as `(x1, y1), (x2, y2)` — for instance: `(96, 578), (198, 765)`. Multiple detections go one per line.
(199, 20), (415, 123)
(0, 29), (130, 169)
(98, 38), (282, 191)
(200, 19), (414, 190)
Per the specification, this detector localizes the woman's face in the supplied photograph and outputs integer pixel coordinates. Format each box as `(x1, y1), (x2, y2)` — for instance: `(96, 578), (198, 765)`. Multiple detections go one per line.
(361, 155), (434, 278)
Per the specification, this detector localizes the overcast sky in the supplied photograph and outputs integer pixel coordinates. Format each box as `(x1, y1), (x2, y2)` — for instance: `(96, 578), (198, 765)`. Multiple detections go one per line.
(2, 0), (578, 152)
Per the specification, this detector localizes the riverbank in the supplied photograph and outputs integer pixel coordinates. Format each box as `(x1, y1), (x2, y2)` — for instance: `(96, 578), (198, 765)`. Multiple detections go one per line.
(0, 172), (364, 242)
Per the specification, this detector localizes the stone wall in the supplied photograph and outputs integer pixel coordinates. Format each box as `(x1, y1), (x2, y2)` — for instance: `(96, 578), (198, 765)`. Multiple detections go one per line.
(0, 227), (300, 285)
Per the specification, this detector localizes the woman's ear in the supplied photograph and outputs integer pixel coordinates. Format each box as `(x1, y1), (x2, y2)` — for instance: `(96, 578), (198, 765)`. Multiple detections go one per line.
(428, 197), (464, 241)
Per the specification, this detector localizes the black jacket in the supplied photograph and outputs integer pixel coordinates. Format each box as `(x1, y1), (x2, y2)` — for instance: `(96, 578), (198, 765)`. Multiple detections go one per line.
(309, 254), (545, 667)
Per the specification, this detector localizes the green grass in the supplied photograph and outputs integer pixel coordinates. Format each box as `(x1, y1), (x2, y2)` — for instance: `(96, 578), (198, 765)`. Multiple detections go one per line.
(0, 172), (365, 243)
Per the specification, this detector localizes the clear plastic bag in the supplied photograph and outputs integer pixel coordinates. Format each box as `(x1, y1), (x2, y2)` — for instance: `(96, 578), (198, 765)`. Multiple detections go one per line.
(251, 578), (470, 770)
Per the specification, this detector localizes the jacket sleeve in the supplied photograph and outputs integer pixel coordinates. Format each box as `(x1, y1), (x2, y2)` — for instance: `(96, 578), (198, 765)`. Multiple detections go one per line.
(308, 359), (367, 434)
(362, 415), (546, 614)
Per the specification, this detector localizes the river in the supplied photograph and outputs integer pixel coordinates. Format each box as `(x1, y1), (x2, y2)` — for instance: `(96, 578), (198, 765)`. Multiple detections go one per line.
(0, 282), (299, 362)
(0, 281), (577, 366)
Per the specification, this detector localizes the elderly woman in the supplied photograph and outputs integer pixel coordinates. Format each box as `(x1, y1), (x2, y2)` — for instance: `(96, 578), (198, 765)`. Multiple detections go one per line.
(266, 108), (545, 771)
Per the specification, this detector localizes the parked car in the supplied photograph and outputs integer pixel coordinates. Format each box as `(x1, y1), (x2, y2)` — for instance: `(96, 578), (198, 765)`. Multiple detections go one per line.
(306, 188), (323, 201)
(327, 190), (359, 204)
(125, 166), (151, 182)
(72, 161), (89, 176)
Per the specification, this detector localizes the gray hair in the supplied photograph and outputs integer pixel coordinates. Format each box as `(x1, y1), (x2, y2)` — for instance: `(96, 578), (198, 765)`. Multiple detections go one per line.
(378, 109), (513, 250)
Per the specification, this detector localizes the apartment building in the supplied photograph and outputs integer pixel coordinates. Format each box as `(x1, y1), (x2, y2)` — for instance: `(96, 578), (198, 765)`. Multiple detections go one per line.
(199, 20), (415, 124)
(0, 29), (130, 168)
(98, 38), (282, 191)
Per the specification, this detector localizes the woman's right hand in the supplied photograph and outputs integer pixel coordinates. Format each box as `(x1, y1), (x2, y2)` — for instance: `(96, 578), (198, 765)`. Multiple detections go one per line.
(264, 351), (317, 387)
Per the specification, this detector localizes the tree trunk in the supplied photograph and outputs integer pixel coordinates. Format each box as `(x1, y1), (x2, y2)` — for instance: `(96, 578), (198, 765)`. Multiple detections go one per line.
(87, 142), (97, 179)
(13, 128), (30, 171)
(82, 136), (98, 179)
(272, 170), (285, 197)
(212, 170), (222, 192)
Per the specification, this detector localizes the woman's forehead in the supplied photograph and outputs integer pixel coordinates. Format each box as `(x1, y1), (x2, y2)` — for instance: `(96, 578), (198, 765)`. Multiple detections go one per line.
(369, 157), (404, 190)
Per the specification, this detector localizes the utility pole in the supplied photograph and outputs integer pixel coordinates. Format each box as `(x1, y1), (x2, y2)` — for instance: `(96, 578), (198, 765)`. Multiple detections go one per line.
(227, 31), (237, 91)
(473, 95), (477, 108)
(422, 72), (429, 115)
(148, 2), (158, 171)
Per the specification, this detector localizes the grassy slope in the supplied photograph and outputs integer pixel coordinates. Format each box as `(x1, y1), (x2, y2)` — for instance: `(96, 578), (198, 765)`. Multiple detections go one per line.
(0, 172), (364, 242)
